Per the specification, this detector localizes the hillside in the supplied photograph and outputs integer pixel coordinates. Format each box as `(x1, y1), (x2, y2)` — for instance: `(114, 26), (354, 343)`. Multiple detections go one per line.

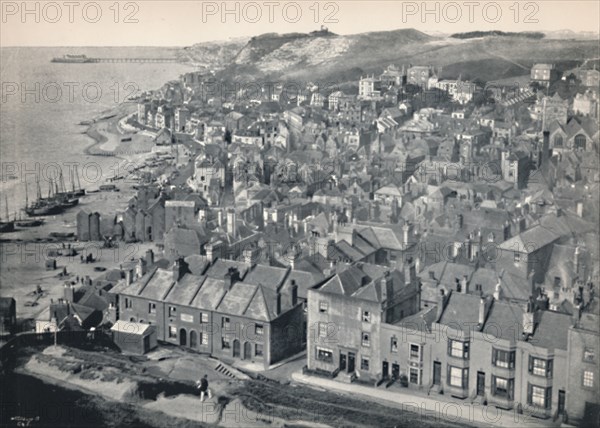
(178, 28), (599, 85)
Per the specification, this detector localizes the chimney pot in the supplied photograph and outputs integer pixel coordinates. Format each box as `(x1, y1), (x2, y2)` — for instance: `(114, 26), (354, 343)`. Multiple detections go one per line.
(478, 298), (486, 325)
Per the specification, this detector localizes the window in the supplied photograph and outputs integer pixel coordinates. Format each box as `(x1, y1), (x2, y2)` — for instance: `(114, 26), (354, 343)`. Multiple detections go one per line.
(492, 349), (516, 369)
(168, 306), (176, 317)
(410, 368), (421, 384)
(148, 302), (156, 314)
(361, 332), (370, 347)
(448, 339), (469, 359)
(125, 298), (132, 309)
(168, 326), (177, 339)
(529, 357), (552, 378)
(528, 384), (551, 409)
(318, 322), (328, 338)
(316, 347), (333, 363)
(361, 357), (370, 371)
(391, 337), (398, 353)
(362, 310), (371, 323)
(448, 366), (468, 388)
(554, 135), (563, 147)
(222, 337), (231, 349)
(583, 350), (595, 363)
(200, 332), (208, 345)
(319, 301), (329, 313)
(222, 317), (230, 329)
(583, 370), (594, 388)
(492, 376), (514, 400)
(255, 323), (264, 336)
(514, 252), (520, 262)
(255, 343), (263, 357)
(200, 312), (209, 323)
(410, 344), (421, 361)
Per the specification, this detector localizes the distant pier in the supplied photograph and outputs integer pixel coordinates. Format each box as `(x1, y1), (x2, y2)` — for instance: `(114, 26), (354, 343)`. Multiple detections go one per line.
(90, 57), (180, 63)
(52, 55), (180, 64)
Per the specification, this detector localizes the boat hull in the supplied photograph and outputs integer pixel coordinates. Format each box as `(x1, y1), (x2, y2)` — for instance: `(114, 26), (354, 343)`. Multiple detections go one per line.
(0, 222), (15, 233)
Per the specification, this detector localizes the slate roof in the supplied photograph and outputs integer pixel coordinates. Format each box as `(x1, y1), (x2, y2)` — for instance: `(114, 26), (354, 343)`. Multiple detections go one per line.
(530, 310), (572, 350)
(438, 292), (483, 332)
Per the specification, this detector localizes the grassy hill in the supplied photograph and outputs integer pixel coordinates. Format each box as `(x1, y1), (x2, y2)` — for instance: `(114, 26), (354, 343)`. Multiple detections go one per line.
(179, 29), (599, 85)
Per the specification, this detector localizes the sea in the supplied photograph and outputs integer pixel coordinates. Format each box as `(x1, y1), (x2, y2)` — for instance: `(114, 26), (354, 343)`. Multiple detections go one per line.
(0, 46), (195, 218)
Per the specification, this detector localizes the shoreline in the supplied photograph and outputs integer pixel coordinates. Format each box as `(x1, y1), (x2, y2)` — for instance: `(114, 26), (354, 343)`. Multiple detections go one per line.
(82, 103), (135, 157)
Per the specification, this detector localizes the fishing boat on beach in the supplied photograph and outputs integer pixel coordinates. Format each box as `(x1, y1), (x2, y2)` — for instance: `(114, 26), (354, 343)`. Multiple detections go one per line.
(24, 181), (64, 217)
(15, 218), (44, 228)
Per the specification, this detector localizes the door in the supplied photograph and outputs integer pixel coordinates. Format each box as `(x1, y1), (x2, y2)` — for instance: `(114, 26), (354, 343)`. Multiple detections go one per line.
(339, 353), (347, 372)
(189, 330), (197, 348)
(433, 361), (441, 385)
(244, 342), (252, 359)
(477, 371), (485, 396)
(179, 328), (187, 346)
(392, 363), (400, 379)
(558, 390), (565, 415)
(382, 361), (389, 379)
(233, 339), (240, 358)
(347, 352), (355, 373)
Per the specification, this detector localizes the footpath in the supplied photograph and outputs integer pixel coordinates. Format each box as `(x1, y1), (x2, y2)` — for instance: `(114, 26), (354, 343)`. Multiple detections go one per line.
(291, 371), (573, 428)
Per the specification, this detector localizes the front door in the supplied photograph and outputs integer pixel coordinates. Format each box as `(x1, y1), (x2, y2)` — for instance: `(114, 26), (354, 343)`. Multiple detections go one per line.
(233, 339), (240, 358)
(243, 342), (252, 359)
(347, 352), (355, 373)
(179, 328), (187, 346)
(433, 361), (441, 385)
(339, 353), (347, 372)
(558, 390), (565, 414)
(392, 363), (400, 379)
(382, 361), (389, 379)
(477, 371), (485, 396)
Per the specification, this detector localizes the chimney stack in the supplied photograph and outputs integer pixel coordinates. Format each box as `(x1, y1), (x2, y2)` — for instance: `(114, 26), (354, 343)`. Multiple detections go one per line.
(63, 283), (74, 303)
(402, 223), (410, 247)
(574, 246), (581, 274)
(205, 242), (219, 263)
(224, 267), (239, 291)
(523, 298), (537, 335)
(136, 258), (147, 279)
(217, 210), (223, 227)
(227, 208), (237, 239)
(461, 275), (469, 294)
(125, 270), (133, 285)
(436, 289), (450, 321)
(145, 249), (155, 266)
(381, 271), (391, 302)
(276, 291), (282, 315)
(243, 247), (254, 265)
(291, 280), (298, 306)
(172, 257), (189, 282)
(478, 297), (487, 325)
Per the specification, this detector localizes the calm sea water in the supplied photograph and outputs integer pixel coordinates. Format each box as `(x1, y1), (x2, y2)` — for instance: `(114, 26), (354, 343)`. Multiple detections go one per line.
(0, 47), (195, 217)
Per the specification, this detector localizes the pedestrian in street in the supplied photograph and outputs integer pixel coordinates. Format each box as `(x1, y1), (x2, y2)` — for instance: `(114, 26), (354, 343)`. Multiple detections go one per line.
(196, 374), (212, 401)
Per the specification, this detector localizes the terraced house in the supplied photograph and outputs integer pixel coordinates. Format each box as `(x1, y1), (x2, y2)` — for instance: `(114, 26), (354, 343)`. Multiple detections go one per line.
(110, 257), (309, 369)
(309, 279), (599, 425)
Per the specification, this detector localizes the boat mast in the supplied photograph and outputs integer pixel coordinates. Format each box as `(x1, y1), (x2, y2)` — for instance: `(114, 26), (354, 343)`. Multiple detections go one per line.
(4, 194), (9, 221)
(75, 165), (82, 190)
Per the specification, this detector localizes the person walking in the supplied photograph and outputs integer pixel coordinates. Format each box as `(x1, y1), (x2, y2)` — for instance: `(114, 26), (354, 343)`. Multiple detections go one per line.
(196, 374), (212, 401)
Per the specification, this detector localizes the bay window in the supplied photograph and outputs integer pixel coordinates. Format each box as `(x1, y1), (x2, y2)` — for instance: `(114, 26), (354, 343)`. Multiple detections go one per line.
(448, 366), (468, 389)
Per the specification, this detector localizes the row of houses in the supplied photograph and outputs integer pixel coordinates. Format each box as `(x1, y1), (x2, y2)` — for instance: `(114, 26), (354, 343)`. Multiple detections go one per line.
(307, 272), (599, 425)
(109, 254), (324, 369)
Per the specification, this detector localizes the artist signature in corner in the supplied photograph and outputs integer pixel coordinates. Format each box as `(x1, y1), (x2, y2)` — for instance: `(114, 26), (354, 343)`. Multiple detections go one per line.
(10, 416), (40, 427)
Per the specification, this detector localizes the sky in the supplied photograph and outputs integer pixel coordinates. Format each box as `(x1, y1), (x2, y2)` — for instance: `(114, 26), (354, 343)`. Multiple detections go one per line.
(1, 1), (599, 47)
